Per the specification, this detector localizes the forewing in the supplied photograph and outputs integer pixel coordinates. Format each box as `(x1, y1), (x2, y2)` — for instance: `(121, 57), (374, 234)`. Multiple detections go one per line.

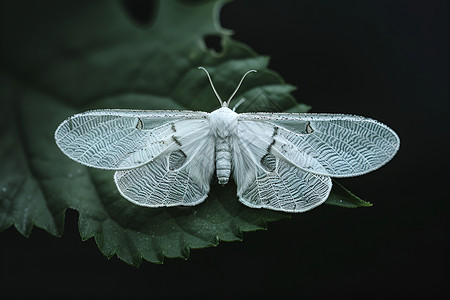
(55, 109), (208, 170)
(232, 122), (332, 213)
(239, 113), (400, 177)
(114, 124), (215, 207)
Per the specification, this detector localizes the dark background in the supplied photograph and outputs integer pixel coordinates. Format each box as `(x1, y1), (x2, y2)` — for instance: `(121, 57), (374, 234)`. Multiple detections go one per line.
(1, 0), (448, 298)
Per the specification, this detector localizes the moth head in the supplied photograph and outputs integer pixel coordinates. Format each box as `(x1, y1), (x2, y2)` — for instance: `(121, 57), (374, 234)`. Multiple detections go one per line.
(198, 66), (257, 108)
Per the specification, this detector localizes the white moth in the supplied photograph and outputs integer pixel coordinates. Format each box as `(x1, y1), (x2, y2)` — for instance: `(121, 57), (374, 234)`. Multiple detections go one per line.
(55, 67), (400, 213)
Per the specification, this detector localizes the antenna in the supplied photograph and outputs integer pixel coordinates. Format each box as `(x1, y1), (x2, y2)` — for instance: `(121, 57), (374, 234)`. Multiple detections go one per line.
(198, 67), (257, 107)
(225, 69), (256, 106)
(198, 67), (223, 106)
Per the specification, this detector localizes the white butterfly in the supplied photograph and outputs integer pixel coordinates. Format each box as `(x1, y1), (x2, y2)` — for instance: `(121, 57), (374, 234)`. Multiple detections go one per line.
(55, 67), (400, 213)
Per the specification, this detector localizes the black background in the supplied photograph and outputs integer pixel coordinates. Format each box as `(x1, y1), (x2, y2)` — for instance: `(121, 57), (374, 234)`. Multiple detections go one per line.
(1, 0), (449, 298)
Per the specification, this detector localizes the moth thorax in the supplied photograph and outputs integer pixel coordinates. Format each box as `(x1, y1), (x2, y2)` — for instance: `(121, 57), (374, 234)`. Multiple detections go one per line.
(215, 137), (232, 185)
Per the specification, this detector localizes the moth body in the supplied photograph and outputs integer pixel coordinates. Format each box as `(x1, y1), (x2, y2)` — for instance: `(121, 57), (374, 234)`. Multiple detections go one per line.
(209, 106), (238, 185)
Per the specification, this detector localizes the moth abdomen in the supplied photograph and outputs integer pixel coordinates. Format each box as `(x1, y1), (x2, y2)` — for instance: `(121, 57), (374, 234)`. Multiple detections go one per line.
(215, 137), (232, 185)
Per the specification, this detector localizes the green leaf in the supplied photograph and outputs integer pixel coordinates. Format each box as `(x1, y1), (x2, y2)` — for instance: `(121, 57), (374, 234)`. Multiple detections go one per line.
(325, 180), (372, 208)
(0, 0), (368, 265)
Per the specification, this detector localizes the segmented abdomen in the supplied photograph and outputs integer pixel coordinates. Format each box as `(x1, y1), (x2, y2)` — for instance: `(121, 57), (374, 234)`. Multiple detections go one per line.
(215, 137), (231, 185)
